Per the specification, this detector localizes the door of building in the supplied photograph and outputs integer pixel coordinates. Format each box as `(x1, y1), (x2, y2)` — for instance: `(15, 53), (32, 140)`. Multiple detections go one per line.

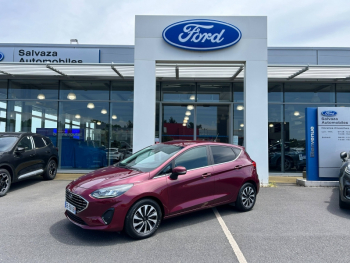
(161, 104), (230, 143)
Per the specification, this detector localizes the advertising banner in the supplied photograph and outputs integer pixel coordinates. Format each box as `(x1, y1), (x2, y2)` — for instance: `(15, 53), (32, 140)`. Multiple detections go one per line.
(318, 107), (350, 178)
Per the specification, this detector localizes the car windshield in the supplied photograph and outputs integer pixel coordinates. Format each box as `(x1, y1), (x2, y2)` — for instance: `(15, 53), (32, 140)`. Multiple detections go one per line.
(117, 144), (183, 172)
(0, 136), (18, 152)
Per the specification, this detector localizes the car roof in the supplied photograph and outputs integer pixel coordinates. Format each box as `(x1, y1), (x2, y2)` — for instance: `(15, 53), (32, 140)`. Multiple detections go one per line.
(0, 132), (33, 137)
(161, 140), (244, 149)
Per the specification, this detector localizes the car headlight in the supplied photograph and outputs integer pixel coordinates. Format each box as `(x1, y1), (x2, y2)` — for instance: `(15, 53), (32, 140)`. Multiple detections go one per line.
(91, 184), (133, 199)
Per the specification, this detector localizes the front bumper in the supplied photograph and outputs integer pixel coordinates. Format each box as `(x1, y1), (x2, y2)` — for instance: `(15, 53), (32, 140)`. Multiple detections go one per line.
(339, 175), (350, 204)
(64, 187), (130, 232)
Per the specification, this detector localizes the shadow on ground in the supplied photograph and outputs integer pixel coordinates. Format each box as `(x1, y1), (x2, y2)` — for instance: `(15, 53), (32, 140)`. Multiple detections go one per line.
(8, 176), (43, 193)
(49, 207), (217, 246)
(326, 187), (350, 218)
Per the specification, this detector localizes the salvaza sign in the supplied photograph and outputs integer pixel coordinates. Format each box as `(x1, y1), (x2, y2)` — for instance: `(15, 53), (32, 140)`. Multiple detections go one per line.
(13, 47), (99, 63)
(162, 19), (242, 51)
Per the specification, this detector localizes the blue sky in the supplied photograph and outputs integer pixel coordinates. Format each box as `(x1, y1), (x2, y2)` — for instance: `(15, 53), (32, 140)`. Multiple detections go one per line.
(1, 0), (349, 47)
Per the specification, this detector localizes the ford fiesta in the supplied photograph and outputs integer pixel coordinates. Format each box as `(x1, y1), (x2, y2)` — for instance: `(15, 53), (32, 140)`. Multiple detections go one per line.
(65, 141), (259, 239)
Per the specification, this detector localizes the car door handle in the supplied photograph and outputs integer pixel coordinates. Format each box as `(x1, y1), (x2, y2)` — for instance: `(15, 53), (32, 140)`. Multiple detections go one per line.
(202, 172), (211, 178)
(46, 151), (51, 154)
(234, 165), (243, 170)
(30, 154), (35, 157)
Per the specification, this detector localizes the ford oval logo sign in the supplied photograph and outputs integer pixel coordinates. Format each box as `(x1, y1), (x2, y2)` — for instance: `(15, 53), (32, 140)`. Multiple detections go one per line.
(162, 19), (242, 51)
(321, 111), (337, 117)
(0, 52), (4, 61)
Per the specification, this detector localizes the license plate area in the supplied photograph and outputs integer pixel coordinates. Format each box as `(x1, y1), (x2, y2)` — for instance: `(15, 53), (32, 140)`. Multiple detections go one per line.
(65, 201), (76, 214)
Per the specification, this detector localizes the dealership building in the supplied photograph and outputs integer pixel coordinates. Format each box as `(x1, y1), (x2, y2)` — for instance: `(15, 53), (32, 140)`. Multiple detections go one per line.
(0, 16), (350, 184)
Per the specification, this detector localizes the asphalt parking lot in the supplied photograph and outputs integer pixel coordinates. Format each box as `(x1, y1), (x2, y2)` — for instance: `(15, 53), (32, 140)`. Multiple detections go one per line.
(1, 177), (350, 263)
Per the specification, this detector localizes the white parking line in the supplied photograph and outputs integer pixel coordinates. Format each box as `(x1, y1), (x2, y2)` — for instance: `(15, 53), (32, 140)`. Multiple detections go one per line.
(213, 208), (248, 263)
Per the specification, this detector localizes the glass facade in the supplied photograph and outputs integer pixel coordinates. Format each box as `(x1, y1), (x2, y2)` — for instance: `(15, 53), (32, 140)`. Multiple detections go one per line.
(268, 82), (340, 173)
(0, 78), (348, 173)
(0, 80), (133, 170)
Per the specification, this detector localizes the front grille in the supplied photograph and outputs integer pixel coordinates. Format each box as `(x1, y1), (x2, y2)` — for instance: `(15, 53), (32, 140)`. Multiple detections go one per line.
(65, 189), (88, 213)
(66, 211), (86, 225)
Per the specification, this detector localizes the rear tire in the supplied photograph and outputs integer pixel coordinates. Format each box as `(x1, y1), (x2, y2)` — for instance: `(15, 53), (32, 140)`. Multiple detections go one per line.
(42, 159), (57, 180)
(0, 169), (11, 197)
(124, 198), (162, 239)
(235, 183), (256, 212)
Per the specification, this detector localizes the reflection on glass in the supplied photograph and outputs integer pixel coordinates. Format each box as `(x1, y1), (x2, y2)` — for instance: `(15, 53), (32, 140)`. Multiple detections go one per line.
(268, 104), (283, 172)
(60, 81), (109, 101)
(197, 105), (229, 143)
(0, 80), (7, 99)
(268, 83), (283, 102)
(155, 103), (160, 142)
(162, 105), (194, 141)
(0, 101), (6, 132)
(111, 81), (133, 101)
(336, 84), (350, 103)
(9, 80), (58, 100)
(110, 103), (133, 164)
(233, 105), (244, 145)
(58, 101), (109, 169)
(7, 100), (57, 134)
(161, 83), (196, 102)
(284, 83), (335, 103)
(197, 83), (232, 102)
(233, 83), (243, 102)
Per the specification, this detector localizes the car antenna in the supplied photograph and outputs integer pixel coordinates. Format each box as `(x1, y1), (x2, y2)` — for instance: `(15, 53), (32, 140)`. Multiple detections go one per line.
(214, 133), (219, 142)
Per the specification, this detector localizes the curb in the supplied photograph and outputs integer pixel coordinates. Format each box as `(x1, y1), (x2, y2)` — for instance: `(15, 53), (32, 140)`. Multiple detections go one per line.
(296, 178), (338, 187)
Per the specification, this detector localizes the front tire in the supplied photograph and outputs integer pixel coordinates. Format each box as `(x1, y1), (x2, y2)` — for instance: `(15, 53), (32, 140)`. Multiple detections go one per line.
(339, 189), (348, 209)
(43, 159), (57, 180)
(0, 169), (11, 197)
(235, 183), (256, 212)
(124, 199), (162, 239)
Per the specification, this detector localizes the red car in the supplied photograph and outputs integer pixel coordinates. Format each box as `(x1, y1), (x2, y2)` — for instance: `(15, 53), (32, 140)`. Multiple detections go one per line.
(65, 140), (259, 239)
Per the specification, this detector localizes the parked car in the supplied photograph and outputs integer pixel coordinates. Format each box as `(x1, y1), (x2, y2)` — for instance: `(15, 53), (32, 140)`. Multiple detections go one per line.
(269, 142), (306, 171)
(339, 151), (350, 209)
(106, 148), (124, 164)
(65, 140), (259, 239)
(0, 132), (59, 197)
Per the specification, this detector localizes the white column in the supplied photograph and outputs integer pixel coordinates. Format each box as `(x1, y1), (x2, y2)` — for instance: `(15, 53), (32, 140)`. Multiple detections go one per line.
(244, 60), (269, 185)
(133, 59), (156, 152)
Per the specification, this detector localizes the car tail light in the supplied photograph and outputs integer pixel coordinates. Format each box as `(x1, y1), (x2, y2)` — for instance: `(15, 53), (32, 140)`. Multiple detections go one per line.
(252, 161), (256, 168)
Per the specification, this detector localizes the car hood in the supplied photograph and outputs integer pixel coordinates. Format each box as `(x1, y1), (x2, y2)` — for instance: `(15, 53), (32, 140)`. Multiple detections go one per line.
(68, 166), (148, 190)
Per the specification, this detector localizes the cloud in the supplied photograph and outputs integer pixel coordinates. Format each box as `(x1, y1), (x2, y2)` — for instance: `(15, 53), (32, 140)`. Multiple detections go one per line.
(0, 0), (349, 47)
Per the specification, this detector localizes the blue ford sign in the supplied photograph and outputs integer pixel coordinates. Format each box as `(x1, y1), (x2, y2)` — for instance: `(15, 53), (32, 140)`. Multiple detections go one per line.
(321, 110), (337, 117)
(162, 19), (242, 51)
(0, 52), (4, 61)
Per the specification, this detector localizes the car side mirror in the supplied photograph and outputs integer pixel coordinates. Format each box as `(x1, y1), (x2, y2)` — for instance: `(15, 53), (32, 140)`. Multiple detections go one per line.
(16, 147), (25, 153)
(169, 166), (187, 180)
(340, 151), (348, 161)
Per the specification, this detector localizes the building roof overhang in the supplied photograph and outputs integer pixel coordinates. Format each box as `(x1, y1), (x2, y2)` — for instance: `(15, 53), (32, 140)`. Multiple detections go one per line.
(0, 62), (350, 81)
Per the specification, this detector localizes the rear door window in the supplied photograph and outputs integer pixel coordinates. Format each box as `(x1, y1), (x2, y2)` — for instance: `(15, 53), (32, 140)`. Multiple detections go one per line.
(210, 146), (237, 165)
(33, 136), (46, 149)
(175, 147), (208, 170)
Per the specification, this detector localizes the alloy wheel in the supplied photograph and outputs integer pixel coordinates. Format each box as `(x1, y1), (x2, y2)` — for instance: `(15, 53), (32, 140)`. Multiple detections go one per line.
(132, 205), (158, 234)
(241, 186), (255, 208)
(49, 161), (57, 177)
(0, 173), (9, 194)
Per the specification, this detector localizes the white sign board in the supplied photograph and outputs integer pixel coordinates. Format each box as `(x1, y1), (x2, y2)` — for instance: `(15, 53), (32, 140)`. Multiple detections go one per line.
(13, 47), (99, 63)
(318, 107), (350, 177)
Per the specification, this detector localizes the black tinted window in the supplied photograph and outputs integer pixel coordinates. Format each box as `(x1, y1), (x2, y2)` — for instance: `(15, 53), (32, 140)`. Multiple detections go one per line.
(0, 136), (18, 152)
(43, 137), (52, 145)
(211, 146), (236, 164)
(175, 147), (208, 170)
(33, 136), (46, 148)
(18, 136), (33, 150)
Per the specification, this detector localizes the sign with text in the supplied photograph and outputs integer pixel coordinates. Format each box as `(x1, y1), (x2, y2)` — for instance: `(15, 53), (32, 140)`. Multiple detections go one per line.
(318, 107), (350, 177)
(14, 47), (99, 63)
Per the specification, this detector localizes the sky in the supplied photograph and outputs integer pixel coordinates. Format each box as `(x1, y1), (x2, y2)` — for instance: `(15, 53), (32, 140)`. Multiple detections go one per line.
(1, 0), (350, 47)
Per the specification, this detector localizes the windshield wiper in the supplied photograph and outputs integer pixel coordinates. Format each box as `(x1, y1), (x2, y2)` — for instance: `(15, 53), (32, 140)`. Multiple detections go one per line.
(122, 165), (142, 172)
